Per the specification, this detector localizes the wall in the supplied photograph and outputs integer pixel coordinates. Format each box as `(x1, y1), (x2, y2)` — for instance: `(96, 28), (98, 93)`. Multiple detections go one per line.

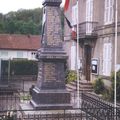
(64, 0), (120, 81)
(10, 77), (37, 92)
(0, 50), (37, 60)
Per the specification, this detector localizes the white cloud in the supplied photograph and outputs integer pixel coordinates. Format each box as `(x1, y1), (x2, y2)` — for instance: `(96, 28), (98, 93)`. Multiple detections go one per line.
(0, 0), (65, 14)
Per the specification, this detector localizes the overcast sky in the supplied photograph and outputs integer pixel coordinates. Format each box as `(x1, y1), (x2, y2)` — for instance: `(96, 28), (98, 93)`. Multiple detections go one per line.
(0, 0), (65, 14)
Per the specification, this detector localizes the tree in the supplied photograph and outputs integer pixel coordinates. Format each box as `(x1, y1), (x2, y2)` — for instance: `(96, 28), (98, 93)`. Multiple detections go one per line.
(0, 7), (64, 35)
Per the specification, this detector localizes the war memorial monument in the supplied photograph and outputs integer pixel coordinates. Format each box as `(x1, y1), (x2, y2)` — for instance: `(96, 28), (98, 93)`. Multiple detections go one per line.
(20, 0), (72, 110)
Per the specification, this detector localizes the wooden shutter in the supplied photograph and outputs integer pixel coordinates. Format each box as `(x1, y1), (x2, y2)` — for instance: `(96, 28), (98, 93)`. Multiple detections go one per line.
(72, 4), (77, 25)
(104, 0), (113, 24)
(86, 0), (93, 34)
(103, 42), (112, 76)
(71, 43), (76, 70)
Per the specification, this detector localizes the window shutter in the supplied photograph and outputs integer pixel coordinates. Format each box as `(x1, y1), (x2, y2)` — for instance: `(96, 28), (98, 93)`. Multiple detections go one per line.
(71, 44), (76, 70)
(104, 0), (113, 24)
(103, 43), (107, 75)
(72, 4), (77, 25)
(107, 43), (112, 75)
(86, 0), (93, 34)
(103, 42), (112, 76)
(72, 6), (75, 25)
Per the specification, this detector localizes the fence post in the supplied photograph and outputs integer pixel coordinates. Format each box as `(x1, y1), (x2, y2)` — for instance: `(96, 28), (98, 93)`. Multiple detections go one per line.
(13, 110), (17, 120)
(64, 109), (65, 120)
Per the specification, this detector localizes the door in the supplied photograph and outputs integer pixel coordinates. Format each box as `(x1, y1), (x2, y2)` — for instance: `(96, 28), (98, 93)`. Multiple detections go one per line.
(84, 45), (92, 81)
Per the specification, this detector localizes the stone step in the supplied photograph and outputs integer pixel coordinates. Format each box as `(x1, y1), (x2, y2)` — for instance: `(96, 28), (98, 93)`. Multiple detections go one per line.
(66, 83), (93, 89)
(66, 80), (93, 93)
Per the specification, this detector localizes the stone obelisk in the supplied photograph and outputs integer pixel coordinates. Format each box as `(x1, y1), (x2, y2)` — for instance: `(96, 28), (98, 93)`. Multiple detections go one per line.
(30, 0), (71, 109)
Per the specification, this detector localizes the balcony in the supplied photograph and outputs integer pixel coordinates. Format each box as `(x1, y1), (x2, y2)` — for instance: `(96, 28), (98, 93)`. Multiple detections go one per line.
(73, 21), (98, 40)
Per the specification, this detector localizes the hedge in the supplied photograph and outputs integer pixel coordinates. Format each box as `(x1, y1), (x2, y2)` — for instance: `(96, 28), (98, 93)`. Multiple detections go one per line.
(1, 60), (38, 75)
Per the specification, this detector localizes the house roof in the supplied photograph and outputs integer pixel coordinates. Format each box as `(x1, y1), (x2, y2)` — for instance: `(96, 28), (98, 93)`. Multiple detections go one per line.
(0, 34), (41, 51)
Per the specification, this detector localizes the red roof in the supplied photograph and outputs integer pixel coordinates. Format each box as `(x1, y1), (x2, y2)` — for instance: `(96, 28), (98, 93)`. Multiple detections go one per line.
(0, 34), (41, 50)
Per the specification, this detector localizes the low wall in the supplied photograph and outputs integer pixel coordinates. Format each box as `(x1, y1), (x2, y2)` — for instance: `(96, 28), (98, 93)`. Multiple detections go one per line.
(1, 75), (37, 92)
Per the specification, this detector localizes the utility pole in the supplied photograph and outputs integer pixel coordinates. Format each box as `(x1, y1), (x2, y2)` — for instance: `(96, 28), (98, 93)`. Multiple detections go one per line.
(76, 0), (80, 108)
(114, 0), (118, 118)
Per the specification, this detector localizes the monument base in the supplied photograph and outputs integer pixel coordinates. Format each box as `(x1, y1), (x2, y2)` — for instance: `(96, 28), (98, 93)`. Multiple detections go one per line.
(30, 88), (72, 109)
(20, 103), (84, 120)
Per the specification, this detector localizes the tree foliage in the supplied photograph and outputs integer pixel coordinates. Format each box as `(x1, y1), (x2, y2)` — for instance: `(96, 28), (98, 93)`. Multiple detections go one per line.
(93, 77), (105, 94)
(0, 7), (64, 35)
(1, 60), (38, 76)
(110, 70), (120, 102)
(0, 8), (43, 35)
(65, 70), (77, 84)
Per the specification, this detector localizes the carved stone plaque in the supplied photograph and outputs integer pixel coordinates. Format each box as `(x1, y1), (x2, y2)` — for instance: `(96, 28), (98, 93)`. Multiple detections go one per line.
(44, 63), (56, 81)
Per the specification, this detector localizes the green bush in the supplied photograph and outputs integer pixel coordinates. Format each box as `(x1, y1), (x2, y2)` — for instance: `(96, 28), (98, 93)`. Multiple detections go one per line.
(109, 70), (120, 101)
(1, 60), (38, 76)
(93, 77), (105, 94)
(65, 70), (77, 84)
(10, 60), (38, 75)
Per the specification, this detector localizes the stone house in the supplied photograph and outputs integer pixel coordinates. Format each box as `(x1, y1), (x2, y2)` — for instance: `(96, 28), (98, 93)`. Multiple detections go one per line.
(64, 0), (120, 84)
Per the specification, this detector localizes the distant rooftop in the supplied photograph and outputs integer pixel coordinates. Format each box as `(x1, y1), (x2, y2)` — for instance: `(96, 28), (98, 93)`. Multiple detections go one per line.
(0, 34), (41, 51)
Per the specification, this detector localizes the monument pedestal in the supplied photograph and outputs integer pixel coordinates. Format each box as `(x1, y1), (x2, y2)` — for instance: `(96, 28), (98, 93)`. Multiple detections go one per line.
(30, 49), (72, 109)
(30, 89), (71, 109)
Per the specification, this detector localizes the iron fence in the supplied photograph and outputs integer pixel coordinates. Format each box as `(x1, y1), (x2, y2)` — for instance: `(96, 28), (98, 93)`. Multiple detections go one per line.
(0, 90), (120, 119)
(81, 92), (120, 120)
(0, 108), (119, 120)
(0, 90), (32, 111)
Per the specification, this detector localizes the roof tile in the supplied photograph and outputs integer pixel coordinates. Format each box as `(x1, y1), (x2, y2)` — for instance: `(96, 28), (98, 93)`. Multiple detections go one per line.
(0, 34), (41, 50)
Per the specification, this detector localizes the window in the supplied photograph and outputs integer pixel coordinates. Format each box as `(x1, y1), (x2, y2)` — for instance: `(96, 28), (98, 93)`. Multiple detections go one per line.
(103, 40), (112, 76)
(86, 0), (93, 33)
(71, 42), (76, 70)
(31, 52), (36, 59)
(104, 0), (114, 24)
(1, 51), (8, 58)
(72, 4), (77, 25)
(17, 51), (23, 58)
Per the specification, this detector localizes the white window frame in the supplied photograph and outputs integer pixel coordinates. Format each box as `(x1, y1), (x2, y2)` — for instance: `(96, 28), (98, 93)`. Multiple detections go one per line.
(103, 40), (112, 76)
(1, 51), (8, 58)
(86, 0), (93, 34)
(17, 51), (23, 58)
(104, 0), (114, 24)
(72, 4), (77, 26)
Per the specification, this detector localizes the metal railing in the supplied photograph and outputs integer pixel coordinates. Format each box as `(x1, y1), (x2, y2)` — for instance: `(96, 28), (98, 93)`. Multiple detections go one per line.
(72, 21), (98, 40)
(0, 90), (120, 119)
(0, 108), (119, 120)
(79, 21), (98, 36)
(81, 92), (120, 120)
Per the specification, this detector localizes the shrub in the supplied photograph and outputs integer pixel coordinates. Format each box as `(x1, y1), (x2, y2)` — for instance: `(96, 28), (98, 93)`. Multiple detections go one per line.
(93, 77), (105, 94)
(10, 60), (38, 75)
(109, 70), (120, 101)
(1, 60), (38, 76)
(65, 70), (77, 84)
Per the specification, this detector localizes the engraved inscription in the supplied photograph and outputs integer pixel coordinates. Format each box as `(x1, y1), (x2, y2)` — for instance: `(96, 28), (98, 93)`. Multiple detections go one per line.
(46, 7), (61, 46)
(44, 63), (56, 81)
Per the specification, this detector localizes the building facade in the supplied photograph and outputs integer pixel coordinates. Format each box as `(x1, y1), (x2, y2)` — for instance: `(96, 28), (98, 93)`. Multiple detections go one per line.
(64, 0), (120, 82)
(0, 34), (40, 60)
(0, 34), (40, 90)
